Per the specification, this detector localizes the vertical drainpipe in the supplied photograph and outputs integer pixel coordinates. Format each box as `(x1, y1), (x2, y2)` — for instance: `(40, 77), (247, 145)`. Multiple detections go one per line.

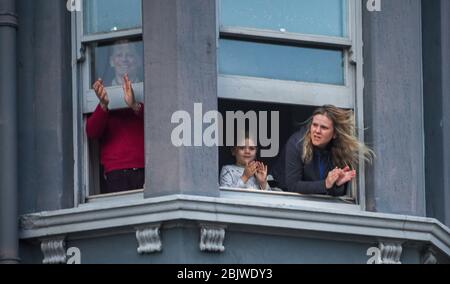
(0, 0), (19, 264)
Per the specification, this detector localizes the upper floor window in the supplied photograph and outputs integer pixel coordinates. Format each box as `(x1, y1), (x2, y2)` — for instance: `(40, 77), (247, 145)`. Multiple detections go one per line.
(72, 0), (145, 202)
(217, 0), (363, 203)
(218, 0), (355, 107)
(77, 0), (144, 113)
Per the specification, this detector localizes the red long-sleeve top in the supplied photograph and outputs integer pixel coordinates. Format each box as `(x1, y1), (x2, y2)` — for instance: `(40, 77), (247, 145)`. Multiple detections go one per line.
(86, 104), (145, 174)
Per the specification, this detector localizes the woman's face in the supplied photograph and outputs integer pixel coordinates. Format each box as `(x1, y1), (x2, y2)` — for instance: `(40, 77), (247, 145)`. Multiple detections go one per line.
(233, 138), (257, 167)
(310, 114), (335, 149)
(110, 42), (140, 79)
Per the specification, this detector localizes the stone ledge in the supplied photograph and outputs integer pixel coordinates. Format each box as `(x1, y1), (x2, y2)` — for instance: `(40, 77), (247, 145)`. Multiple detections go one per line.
(19, 194), (450, 258)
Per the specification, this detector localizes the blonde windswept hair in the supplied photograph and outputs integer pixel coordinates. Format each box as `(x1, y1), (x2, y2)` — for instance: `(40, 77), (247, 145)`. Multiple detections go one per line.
(302, 105), (374, 168)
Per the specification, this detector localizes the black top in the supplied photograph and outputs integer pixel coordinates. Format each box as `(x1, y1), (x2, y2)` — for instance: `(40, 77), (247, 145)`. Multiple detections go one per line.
(272, 127), (347, 196)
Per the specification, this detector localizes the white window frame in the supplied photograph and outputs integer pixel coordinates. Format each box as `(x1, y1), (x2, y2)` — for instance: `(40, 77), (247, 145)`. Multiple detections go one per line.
(71, 1), (144, 206)
(216, 0), (366, 209)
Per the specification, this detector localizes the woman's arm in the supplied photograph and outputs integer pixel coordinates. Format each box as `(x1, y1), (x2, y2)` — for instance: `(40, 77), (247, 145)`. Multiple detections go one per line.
(86, 104), (109, 139)
(284, 135), (328, 195)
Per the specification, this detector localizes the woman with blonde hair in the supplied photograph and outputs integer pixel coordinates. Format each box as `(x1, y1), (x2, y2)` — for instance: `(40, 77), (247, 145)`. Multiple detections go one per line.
(272, 105), (373, 196)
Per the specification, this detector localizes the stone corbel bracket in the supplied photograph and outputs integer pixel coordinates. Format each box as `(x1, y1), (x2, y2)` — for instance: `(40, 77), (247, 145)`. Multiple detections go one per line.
(379, 241), (403, 264)
(136, 224), (162, 254)
(422, 247), (438, 264)
(41, 237), (67, 264)
(199, 224), (226, 253)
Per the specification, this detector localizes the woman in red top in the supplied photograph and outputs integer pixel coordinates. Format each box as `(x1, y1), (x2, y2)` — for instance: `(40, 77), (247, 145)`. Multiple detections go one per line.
(86, 74), (145, 194)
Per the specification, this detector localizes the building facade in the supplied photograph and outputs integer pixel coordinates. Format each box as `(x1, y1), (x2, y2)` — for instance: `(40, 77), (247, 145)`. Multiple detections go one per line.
(0, 0), (449, 264)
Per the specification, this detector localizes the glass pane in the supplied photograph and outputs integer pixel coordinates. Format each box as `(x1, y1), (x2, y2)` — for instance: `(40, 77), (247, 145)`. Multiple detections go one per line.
(90, 39), (144, 87)
(221, 0), (348, 37)
(83, 0), (142, 35)
(219, 39), (344, 85)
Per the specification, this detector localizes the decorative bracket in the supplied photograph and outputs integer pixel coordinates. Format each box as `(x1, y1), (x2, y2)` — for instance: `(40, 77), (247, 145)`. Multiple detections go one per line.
(199, 224), (226, 253)
(136, 224), (162, 254)
(422, 247), (438, 264)
(41, 237), (67, 264)
(379, 241), (403, 264)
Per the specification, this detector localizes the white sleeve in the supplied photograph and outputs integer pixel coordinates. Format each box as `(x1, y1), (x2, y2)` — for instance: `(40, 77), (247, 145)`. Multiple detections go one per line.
(219, 166), (233, 187)
(220, 166), (247, 189)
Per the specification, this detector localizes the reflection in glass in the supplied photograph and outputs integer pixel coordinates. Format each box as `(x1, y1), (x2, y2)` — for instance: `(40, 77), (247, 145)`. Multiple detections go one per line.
(83, 0), (142, 35)
(90, 40), (144, 87)
(221, 0), (348, 38)
(219, 39), (344, 85)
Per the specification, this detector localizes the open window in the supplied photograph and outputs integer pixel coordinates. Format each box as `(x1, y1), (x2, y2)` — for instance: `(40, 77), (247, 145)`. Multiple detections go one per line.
(217, 0), (363, 203)
(72, 0), (145, 203)
(218, 99), (315, 175)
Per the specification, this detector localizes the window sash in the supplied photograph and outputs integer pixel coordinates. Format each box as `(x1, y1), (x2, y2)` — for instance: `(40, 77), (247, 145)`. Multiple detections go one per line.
(218, 74), (354, 109)
(80, 41), (144, 114)
(220, 26), (352, 48)
(73, 7), (144, 203)
(219, 0), (349, 38)
(83, 83), (144, 114)
(216, 0), (356, 108)
(75, 7), (144, 114)
(82, 0), (142, 36)
(81, 28), (142, 44)
(219, 39), (346, 86)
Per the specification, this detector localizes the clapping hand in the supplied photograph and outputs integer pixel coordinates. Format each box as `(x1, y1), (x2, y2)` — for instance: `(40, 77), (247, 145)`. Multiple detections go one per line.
(241, 161), (258, 184)
(123, 74), (140, 112)
(255, 162), (269, 190)
(336, 166), (356, 187)
(326, 166), (356, 189)
(93, 79), (109, 111)
(326, 168), (342, 189)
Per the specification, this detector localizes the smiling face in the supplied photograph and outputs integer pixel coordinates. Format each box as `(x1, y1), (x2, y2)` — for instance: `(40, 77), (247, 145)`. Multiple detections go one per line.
(232, 138), (257, 167)
(110, 42), (140, 80)
(310, 114), (336, 149)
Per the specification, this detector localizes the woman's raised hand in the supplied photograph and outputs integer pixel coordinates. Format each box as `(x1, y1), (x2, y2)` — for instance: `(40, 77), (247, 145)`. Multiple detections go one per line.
(93, 79), (109, 111)
(123, 74), (140, 112)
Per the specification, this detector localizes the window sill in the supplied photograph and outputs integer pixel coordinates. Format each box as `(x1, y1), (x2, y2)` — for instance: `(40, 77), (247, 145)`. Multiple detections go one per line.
(219, 187), (359, 212)
(85, 189), (144, 205)
(84, 187), (356, 209)
(80, 187), (359, 218)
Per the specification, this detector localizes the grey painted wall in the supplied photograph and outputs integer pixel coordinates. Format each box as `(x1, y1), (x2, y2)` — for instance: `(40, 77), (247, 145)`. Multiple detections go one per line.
(17, 0), (73, 214)
(19, 228), (424, 264)
(442, 0), (450, 228)
(0, 0), (19, 264)
(422, 0), (450, 227)
(10, 0), (450, 265)
(363, 0), (426, 216)
(143, 0), (219, 198)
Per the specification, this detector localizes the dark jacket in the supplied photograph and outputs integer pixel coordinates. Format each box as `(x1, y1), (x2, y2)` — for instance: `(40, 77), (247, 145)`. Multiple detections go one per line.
(272, 127), (347, 196)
